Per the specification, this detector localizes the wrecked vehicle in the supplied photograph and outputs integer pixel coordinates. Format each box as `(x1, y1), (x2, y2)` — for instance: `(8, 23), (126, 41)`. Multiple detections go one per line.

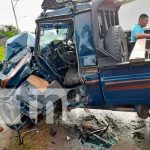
(0, 32), (35, 88)
(0, 0), (150, 130)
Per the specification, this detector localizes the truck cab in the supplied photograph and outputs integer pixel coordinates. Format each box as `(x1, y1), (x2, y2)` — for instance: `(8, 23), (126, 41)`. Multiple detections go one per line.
(33, 0), (150, 118)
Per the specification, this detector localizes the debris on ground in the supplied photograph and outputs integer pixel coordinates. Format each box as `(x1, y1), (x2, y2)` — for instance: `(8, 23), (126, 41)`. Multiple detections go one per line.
(5, 109), (150, 150)
(81, 115), (105, 130)
(74, 115), (118, 149)
(0, 126), (4, 132)
(131, 120), (146, 130)
(66, 136), (71, 141)
(66, 109), (150, 150)
(104, 115), (120, 132)
(132, 132), (144, 140)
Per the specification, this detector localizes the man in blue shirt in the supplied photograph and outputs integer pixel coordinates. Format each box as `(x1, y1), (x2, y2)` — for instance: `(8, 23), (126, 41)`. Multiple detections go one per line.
(131, 14), (150, 42)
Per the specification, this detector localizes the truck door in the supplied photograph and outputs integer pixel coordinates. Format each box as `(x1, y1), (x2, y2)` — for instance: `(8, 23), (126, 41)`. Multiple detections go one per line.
(99, 63), (150, 105)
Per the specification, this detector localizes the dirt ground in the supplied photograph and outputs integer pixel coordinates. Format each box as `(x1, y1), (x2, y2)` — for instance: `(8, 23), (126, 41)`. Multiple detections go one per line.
(0, 117), (14, 150)
(0, 108), (150, 150)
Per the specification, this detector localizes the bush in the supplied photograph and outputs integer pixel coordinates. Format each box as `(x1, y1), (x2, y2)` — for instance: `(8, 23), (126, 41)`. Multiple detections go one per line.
(0, 25), (19, 39)
(0, 25), (19, 61)
(0, 45), (5, 61)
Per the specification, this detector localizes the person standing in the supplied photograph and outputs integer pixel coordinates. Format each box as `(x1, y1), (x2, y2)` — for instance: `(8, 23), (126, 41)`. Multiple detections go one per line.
(131, 14), (150, 42)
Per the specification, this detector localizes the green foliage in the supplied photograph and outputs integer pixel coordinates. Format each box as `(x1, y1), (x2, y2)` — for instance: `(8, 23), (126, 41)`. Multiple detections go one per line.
(0, 25), (19, 39)
(5, 31), (16, 38)
(0, 25), (19, 61)
(0, 45), (5, 61)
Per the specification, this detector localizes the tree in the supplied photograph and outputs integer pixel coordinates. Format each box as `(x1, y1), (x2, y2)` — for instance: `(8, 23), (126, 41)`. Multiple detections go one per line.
(0, 25), (19, 61)
(0, 25), (19, 39)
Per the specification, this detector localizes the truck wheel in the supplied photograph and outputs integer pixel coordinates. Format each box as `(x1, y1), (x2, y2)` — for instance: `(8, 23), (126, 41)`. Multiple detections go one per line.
(105, 25), (128, 63)
(136, 105), (149, 119)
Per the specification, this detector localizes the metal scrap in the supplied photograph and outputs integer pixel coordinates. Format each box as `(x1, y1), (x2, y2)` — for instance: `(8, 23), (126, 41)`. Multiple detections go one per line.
(74, 115), (118, 148)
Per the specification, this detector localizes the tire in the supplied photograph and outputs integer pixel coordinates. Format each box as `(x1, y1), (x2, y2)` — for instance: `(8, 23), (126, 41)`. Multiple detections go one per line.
(136, 105), (150, 119)
(105, 25), (128, 63)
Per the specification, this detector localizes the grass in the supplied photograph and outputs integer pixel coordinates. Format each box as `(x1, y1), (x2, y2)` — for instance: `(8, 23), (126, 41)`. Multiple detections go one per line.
(0, 45), (5, 61)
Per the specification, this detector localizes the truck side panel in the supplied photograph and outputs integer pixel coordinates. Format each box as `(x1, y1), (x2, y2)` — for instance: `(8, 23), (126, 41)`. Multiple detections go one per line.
(99, 63), (150, 105)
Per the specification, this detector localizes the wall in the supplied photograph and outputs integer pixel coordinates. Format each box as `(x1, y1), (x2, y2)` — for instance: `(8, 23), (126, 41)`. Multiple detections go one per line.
(119, 0), (150, 30)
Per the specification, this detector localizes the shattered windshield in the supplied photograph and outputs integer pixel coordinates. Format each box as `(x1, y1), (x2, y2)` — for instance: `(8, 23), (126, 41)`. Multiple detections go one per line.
(39, 20), (73, 50)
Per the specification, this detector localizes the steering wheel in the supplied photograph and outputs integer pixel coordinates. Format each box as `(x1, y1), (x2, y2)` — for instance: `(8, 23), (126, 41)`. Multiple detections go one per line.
(56, 43), (77, 66)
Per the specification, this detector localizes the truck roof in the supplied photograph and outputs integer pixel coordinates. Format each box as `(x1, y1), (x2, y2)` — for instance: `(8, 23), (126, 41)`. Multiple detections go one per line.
(41, 0), (121, 11)
(39, 0), (121, 20)
(41, 0), (91, 10)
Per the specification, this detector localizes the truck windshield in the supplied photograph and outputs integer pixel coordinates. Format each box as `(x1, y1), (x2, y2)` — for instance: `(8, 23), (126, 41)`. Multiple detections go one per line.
(39, 20), (73, 50)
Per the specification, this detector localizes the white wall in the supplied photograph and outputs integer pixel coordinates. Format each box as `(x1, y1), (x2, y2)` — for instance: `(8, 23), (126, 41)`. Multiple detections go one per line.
(119, 0), (150, 30)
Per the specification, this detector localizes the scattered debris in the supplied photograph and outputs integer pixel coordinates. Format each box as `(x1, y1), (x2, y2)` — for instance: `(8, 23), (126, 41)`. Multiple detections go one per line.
(6, 110), (150, 150)
(84, 108), (90, 113)
(131, 119), (146, 130)
(133, 132), (144, 140)
(0, 126), (4, 132)
(105, 116), (120, 132)
(74, 115), (118, 149)
(81, 115), (106, 130)
(51, 141), (56, 144)
(67, 136), (71, 141)
(50, 129), (57, 137)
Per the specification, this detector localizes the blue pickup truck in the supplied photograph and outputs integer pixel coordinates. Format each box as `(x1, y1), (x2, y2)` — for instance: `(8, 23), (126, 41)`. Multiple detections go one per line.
(0, 0), (150, 129)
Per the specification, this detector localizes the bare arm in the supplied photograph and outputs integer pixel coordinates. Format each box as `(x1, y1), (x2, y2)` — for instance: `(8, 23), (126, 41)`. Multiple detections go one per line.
(136, 33), (150, 39)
